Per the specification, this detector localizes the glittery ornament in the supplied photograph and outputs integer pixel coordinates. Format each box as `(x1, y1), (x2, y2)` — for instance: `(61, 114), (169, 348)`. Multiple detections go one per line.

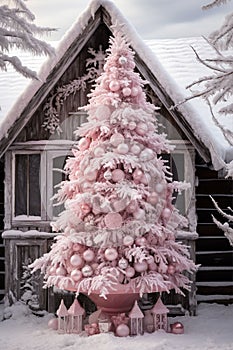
(118, 258), (128, 269)
(170, 322), (184, 334)
(122, 87), (131, 97)
(70, 254), (84, 268)
(111, 169), (125, 182)
(134, 261), (148, 272)
(132, 169), (143, 181)
(110, 133), (124, 147)
(136, 122), (148, 136)
(123, 235), (134, 246)
(131, 87), (139, 96)
(81, 265), (93, 277)
(155, 183), (164, 193)
(71, 269), (82, 281)
(104, 170), (112, 180)
(140, 148), (154, 161)
(104, 212), (123, 229)
(118, 56), (127, 65)
(78, 137), (90, 151)
(130, 144), (141, 155)
(116, 324), (130, 337)
(56, 266), (67, 276)
(109, 80), (120, 92)
(104, 247), (118, 261)
(83, 249), (95, 262)
(125, 266), (135, 278)
(128, 121), (136, 130)
(117, 143), (129, 154)
(147, 192), (158, 205)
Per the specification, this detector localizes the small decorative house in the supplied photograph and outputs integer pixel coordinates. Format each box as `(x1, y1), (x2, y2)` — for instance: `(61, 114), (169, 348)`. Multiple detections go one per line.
(151, 297), (169, 332)
(56, 299), (69, 334)
(68, 298), (85, 334)
(128, 300), (144, 336)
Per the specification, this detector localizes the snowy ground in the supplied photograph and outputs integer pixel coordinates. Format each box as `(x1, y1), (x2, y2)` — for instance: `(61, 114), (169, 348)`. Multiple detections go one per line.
(0, 302), (232, 350)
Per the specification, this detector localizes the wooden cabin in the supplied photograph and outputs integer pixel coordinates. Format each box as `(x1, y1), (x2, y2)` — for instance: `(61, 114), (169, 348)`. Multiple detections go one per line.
(0, 0), (232, 314)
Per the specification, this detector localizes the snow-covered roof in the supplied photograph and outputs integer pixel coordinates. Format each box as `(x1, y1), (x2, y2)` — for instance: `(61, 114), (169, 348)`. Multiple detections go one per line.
(0, 0), (232, 170)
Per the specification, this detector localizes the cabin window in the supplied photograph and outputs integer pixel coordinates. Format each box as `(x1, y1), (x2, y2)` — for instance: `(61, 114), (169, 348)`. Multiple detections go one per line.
(14, 153), (41, 219)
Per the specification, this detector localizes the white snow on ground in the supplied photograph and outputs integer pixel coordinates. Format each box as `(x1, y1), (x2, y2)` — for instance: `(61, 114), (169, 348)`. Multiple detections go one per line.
(0, 302), (232, 350)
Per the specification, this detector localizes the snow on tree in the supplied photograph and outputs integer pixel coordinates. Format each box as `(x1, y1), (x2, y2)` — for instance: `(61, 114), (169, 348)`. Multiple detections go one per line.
(186, 0), (233, 245)
(0, 0), (55, 80)
(31, 32), (196, 300)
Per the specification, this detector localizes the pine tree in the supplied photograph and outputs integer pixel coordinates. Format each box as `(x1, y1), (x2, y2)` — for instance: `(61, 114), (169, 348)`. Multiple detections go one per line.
(0, 0), (55, 79)
(31, 32), (196, 300)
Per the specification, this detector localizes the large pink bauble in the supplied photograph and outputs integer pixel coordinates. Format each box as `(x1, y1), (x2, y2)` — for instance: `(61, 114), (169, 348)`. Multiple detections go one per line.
(128, 121), (136, 130)
(131, 87), (139, 97)
(133, 169), (143, 181)
(155, 183), (164, 193)
(81, 265), (93, 277)
(56, 266), (67, 276)
(78, 137), (90, 151)
(162, 208), (172, 219)
(110, 133), (125, 147)
(112, 198), (127, 212)
(116, 324), (130, 337)
(134, 261), (148, 272)
(95, 105), (111, 120)
(73, 243), (85, 253)
(111, 169), (125, 182)
(49, 266), (57, 274)
(135, 237), (147, 246)
(109, 80), (120, 92)
(48, 318), (58, 330)
(125, 266), (135, 278)
(123, 235), (134, 246)
(122, 87), (131, 97)
(70, 254), (84, 268)
(83, 249), (95, 262)
(118, 56), (127, 65)
(136, 122), (148, 136)
(94, 147), (105, 157)
(147, 192), (158, 205)
(140, 148), (154, 161)
(104, 247), (118, 261)
(104, 212), (123, 229)
(133, 208), (145, 220)
(130, 144), (141, 155)
(71, 269), (83, 281)
(117, 143), (129, 154)
(84, 168), (98, 182)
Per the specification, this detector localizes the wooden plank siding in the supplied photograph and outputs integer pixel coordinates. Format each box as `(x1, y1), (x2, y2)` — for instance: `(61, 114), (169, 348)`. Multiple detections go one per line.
(0, 157), (5, 300)
(195, 155), (233, 303)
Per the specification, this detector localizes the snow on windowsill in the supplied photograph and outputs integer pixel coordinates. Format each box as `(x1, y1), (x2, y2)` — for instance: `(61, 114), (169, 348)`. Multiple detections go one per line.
(2, 230), (56, 239)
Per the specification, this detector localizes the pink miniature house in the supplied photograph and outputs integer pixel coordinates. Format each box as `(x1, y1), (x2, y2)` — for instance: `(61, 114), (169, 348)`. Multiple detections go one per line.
(56, 299), (69, 334)
(68, 299), (85, 334)
(151, 297), (169, 332)
(128, 300), (144, 336)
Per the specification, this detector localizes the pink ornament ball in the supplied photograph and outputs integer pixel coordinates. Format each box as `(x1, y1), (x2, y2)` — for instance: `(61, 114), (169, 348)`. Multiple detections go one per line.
(140, 148), (154, 162)
(118, 258), (129, 269)
(122, 87), (131, 97)
(133, 208), (145, 220)
(109, 80), (120, 92)
(130, 144), (141, 155)
(133, 168), (143, 181)
(81, 265), (93, 277)
(131, 87), (139, 97)
(148, 262), (158, 271)
(117, 143), (129, 155)
(71, 269), (83, 281)
(126, 200), (139, 214)
(111, 169), (125, 182)
(147, 192), (158, 205)
(128, 121), (136, 130)
(110, 133), (125, 147)
(125, 266), (135, 278)
(167, 264), (176, 274)
(146, 256), (154, 265)
(95, 105), (111, 120)
(170, 322), (184, 334)
(78, 137), (90, 151)
(48, 318), (58, 330)
(116, 324), (130, 337)
(112, 198), (127, 212)
(118, 56), (127, 65)
(162, 208), (172, 219)
(94, 147), (105, 157)
(136, 122), (148, 136)
(56, 266), (67, 276)
(123, 235), (134, 246)
(104, 247), (118, 261)
(104, 212), (123, 229)
(84, 168), (98, 182)
(135, 237), (147, 246)
(134, 261), (148, 272)
(83, 249), (95, 262)
(49, 266), (57, 275)
(70, 254), (84, 268)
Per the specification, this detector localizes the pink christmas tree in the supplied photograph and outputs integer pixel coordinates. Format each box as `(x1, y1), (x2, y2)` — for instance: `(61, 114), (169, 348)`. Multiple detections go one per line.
(31, 33), (196, 300)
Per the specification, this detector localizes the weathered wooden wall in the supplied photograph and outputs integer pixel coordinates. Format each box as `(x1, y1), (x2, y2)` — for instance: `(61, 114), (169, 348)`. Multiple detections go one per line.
(0, 157), (5, 300)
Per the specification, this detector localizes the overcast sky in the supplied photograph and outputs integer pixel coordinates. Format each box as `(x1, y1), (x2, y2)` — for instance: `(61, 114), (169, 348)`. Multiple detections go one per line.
(29, 0), (232, 41)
